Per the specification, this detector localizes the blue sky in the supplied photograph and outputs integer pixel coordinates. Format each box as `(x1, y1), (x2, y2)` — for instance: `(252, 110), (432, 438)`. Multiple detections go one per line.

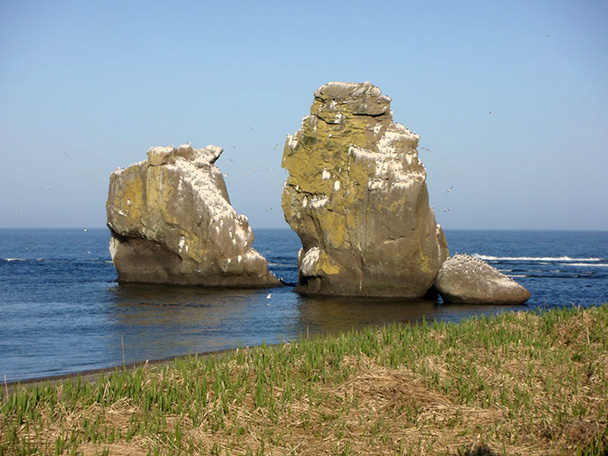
(1, 0), (606, 230)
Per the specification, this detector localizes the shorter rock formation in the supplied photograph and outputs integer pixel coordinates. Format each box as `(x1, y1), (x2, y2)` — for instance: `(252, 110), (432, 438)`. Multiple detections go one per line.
(281, 81), (449, 297)
(106, 143), (279, 287)
(435, 254), (531, 304)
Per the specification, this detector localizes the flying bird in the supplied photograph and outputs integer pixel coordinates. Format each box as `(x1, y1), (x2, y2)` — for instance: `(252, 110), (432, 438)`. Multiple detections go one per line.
(443, 208), (450, 213)
(445, 186), (453, 195)
(489, 110), (493, 114)
(266, 293), (272, 299)
(273, 144), (279, 151)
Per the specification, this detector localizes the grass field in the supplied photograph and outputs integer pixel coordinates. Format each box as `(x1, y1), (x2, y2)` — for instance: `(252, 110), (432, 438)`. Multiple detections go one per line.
(2, 305), (607, 455)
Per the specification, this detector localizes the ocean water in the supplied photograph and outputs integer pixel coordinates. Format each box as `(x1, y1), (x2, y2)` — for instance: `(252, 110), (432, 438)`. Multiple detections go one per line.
(1, 228), (607, 382)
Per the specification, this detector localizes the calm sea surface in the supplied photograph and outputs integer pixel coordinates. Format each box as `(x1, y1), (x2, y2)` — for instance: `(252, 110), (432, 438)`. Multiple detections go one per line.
(1, 229), (607, 382)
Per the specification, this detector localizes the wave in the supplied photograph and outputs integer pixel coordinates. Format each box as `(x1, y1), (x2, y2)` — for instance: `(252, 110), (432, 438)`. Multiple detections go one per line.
(472, 254), (602, 262)
(3, 257), (114, 264)
(566, 263), (608, 267)
(517, 273), (604, 279)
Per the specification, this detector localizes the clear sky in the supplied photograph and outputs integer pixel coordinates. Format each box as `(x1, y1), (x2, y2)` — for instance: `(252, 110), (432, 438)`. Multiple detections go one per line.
(1, 0), (607, 230)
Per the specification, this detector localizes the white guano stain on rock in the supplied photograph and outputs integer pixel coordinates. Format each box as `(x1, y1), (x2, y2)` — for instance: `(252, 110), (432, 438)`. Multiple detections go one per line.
(300, 247), (320, 276)
(310, 196), (329, 209)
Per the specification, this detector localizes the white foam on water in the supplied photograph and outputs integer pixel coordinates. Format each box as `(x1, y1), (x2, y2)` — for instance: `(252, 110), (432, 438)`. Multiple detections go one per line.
(566, 263), (608, 267)
(472, 253), (602, 262)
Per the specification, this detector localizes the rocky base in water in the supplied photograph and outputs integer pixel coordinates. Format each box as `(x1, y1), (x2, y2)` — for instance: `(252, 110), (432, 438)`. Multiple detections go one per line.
(106, 144), (279, 287)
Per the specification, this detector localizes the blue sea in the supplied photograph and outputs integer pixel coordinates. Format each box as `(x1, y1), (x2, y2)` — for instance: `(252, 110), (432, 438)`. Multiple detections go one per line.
(1, 229), (607, 383)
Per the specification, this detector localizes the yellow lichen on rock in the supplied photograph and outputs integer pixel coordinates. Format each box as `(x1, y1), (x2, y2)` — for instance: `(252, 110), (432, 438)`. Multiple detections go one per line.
(318, 250), (341, 275)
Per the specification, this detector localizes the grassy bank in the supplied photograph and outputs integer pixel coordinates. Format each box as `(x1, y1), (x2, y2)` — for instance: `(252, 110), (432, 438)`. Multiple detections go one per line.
(2, 305), (607, 455)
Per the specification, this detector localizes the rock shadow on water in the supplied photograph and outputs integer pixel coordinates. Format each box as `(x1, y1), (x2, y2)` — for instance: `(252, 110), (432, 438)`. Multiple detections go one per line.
(293, 294), (523, 337)
(108, 283), (264, 309)
(105, 284), (276, 360)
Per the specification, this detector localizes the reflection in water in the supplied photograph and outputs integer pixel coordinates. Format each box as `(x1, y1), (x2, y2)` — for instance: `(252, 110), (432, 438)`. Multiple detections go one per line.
(107, 284), (298, 364)
(106, 284), (523, 369)
(296, 295), (522, 336)
(296, 296), (440, 336)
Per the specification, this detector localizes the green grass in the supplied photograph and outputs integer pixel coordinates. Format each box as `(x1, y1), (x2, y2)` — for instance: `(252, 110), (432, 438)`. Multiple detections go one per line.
(2, 305), (607, 455)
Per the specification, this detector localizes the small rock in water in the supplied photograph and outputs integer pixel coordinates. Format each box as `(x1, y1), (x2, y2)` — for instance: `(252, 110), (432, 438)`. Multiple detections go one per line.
(435, 254), (531, 304)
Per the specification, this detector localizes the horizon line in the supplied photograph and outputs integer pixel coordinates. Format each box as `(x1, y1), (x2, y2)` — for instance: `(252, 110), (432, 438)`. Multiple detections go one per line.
(1, 227), (607, 233)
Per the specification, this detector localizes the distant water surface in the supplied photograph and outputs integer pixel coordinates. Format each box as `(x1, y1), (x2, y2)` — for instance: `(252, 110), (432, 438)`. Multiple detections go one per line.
(0, 229), (606, 382)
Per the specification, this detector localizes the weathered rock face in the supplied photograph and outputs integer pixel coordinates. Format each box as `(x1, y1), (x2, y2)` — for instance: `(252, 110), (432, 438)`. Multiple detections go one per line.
(435, 254), (531, 304)
(107, 144), (279, 287)
(282, 81), (449, 297)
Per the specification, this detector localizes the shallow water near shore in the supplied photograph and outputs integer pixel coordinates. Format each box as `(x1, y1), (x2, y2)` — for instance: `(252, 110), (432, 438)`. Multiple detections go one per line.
(1, 228), (607, 382)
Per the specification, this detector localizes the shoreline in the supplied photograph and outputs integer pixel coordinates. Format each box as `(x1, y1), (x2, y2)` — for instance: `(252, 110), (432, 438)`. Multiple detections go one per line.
(3, 346), (241, 399)
(4, 301), (605, 395)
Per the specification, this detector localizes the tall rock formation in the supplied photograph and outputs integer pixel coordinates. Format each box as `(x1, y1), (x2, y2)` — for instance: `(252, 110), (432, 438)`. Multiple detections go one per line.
(282, 82), (449, 297)
(107, 143), (279, 287)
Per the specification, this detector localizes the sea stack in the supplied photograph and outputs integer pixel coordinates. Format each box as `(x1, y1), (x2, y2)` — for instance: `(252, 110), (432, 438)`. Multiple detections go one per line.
(106, 144), (279, 287)
(282, 81), (449, 297)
